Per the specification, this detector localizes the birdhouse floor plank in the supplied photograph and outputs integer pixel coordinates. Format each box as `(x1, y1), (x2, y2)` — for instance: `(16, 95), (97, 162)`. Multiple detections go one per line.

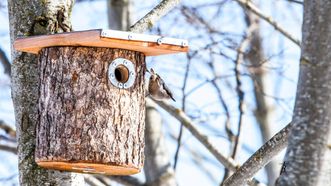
(36, 161), (139, 175)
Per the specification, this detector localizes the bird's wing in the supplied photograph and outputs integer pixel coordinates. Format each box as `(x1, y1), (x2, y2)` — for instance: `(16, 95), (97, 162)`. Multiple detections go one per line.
(159, 77), (176, 102)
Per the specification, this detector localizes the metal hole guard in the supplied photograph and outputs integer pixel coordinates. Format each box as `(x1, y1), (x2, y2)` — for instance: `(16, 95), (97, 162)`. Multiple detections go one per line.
(108, 58), (136, 89)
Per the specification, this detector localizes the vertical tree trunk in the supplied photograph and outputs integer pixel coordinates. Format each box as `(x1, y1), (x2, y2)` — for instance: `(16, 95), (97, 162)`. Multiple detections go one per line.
(7, 0), (84, 185)
(277, 1), (331, 185)
(36, 47), (146, 175)
(108, 0), (133, 31)
(110, 0), (179, 184)
(144, 99), (177, 186)
(245, 8), (278, 185)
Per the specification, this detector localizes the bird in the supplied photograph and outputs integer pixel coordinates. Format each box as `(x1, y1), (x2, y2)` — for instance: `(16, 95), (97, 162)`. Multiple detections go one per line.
(147, 68), (176, 102)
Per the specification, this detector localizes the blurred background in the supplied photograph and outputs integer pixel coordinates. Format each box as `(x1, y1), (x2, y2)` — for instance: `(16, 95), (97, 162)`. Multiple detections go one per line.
(0, 0), (302, 185)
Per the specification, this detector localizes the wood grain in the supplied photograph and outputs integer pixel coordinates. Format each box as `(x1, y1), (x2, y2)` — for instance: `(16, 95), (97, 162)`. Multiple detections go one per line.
(14, 29), (188, 56)
(36, 47), (146, 175)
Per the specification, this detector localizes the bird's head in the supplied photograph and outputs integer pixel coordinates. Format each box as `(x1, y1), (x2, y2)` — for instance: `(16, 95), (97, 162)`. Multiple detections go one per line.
(149, 68), (159, 82)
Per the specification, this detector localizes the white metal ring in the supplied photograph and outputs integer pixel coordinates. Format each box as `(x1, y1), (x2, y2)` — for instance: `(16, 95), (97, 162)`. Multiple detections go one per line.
(108, 58), (136, 89)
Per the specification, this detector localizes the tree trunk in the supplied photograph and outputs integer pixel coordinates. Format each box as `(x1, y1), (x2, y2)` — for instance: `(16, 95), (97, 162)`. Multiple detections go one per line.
(245, 7), (278, 185)
(108, 0), (133, 31)
(277, 1), (331, 185)
(144, 99), (177, 186)
(36, 47), (146, 175)
(7, 0), (85, 185)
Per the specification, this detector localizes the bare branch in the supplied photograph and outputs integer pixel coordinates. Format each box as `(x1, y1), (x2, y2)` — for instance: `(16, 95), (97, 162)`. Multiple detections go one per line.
(0, 134), (17, 143)
(222, 26), (253, 184)
(284, 0), (303, 4)
(231, 27), (252, 160)
(0, 120), (16, 138)
(235, 0), (301, 46)
(154, 99), (265, 186)
(223, 123), (291, 186)
(154, 99), (238, 171)
(0, 47), (11, 77)
(130, 0), (180, 33)
(174, 53), (191, 169)
(110, 176), (144, 186)
(84, 175), (107, 186)
(0, 144), (17, 154)
(0, 174), (17, 182)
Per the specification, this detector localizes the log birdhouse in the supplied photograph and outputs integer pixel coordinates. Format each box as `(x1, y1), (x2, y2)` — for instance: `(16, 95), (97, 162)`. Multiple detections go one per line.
(14, 29), (188, 175)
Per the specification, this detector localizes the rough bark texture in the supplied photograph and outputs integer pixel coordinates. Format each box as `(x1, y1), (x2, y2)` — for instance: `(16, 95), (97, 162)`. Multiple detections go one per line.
(36, 47), (146, 175)
(108, 0), (133, 31)
(7, 0), (85, 185)
(130, 0), (180, 33)
(144, 99), (177, 186)
(223, 123), (291, 186)
(277, 1), (331, 185)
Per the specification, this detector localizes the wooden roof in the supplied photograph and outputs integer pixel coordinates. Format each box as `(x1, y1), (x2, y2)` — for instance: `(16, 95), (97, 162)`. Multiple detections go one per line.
(14, 29), (189, 56)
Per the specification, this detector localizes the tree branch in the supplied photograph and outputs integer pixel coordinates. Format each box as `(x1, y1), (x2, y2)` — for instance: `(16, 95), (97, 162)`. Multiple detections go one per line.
(174, 53), (191, 170)
(231, 27), (252, 160)
(130, 0), (180, 33)
(222, 26), (253, 184)
(0, 144), (17, 154)
(235, 0), (301, 46)
(153, 99), (238, 171)
(0, 120), (16, 138)
(0, 47), (11, 77)
(154, 99), (265, 186)
(223, 123), (291, 186)
(84, 175), (107, 186)
(110, 176), (144, 186)
(284, 0), (303, 5)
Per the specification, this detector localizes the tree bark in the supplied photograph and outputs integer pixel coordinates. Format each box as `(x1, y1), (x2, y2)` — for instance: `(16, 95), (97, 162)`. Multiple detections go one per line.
(277, 1), (331, 185)
(144, 99), (177, 186)
(244, 6), (278, 185)
(108, 0), (133, 31)
(36, 47), (146, 175)
(7, 0), (85, 185)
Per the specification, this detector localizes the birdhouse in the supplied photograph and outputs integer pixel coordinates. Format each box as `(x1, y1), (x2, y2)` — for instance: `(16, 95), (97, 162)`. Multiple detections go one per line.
(14, 29), (188, 175)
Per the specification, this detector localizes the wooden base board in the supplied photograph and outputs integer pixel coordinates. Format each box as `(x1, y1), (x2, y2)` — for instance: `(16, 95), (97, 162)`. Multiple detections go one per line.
(37, 161), (140, 175)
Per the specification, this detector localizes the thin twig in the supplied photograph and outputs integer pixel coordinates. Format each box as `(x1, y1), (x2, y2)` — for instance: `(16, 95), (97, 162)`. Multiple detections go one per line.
(153, 99), (264, 186)
(0, 144), (17, 154)
(0, 174), (17, 182)
(0, 120), (16, 138)
(130, 0), (180, 33)
(0, 47), (11, 77)
(173, 53), (191, 169)
(0, 134), (17, 143)
(235, 0), (301, 46)
(223, 123), (291, 186)
(155, 99), (238, 170)
(283, 0), (303, 5)
(231, 34), (250, 159)
(222, 28), (253, 184)
(110, 176), (144, 186)
(84, 175), (107, 186)
(206, 47), (233, 149)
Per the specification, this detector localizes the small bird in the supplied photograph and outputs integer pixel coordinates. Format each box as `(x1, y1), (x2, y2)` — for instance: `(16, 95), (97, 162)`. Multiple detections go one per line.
(148, 68), (176, 102)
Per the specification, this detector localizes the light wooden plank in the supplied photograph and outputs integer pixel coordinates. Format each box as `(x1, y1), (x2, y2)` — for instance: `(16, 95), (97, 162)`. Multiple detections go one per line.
(14, 29), (188, 56)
